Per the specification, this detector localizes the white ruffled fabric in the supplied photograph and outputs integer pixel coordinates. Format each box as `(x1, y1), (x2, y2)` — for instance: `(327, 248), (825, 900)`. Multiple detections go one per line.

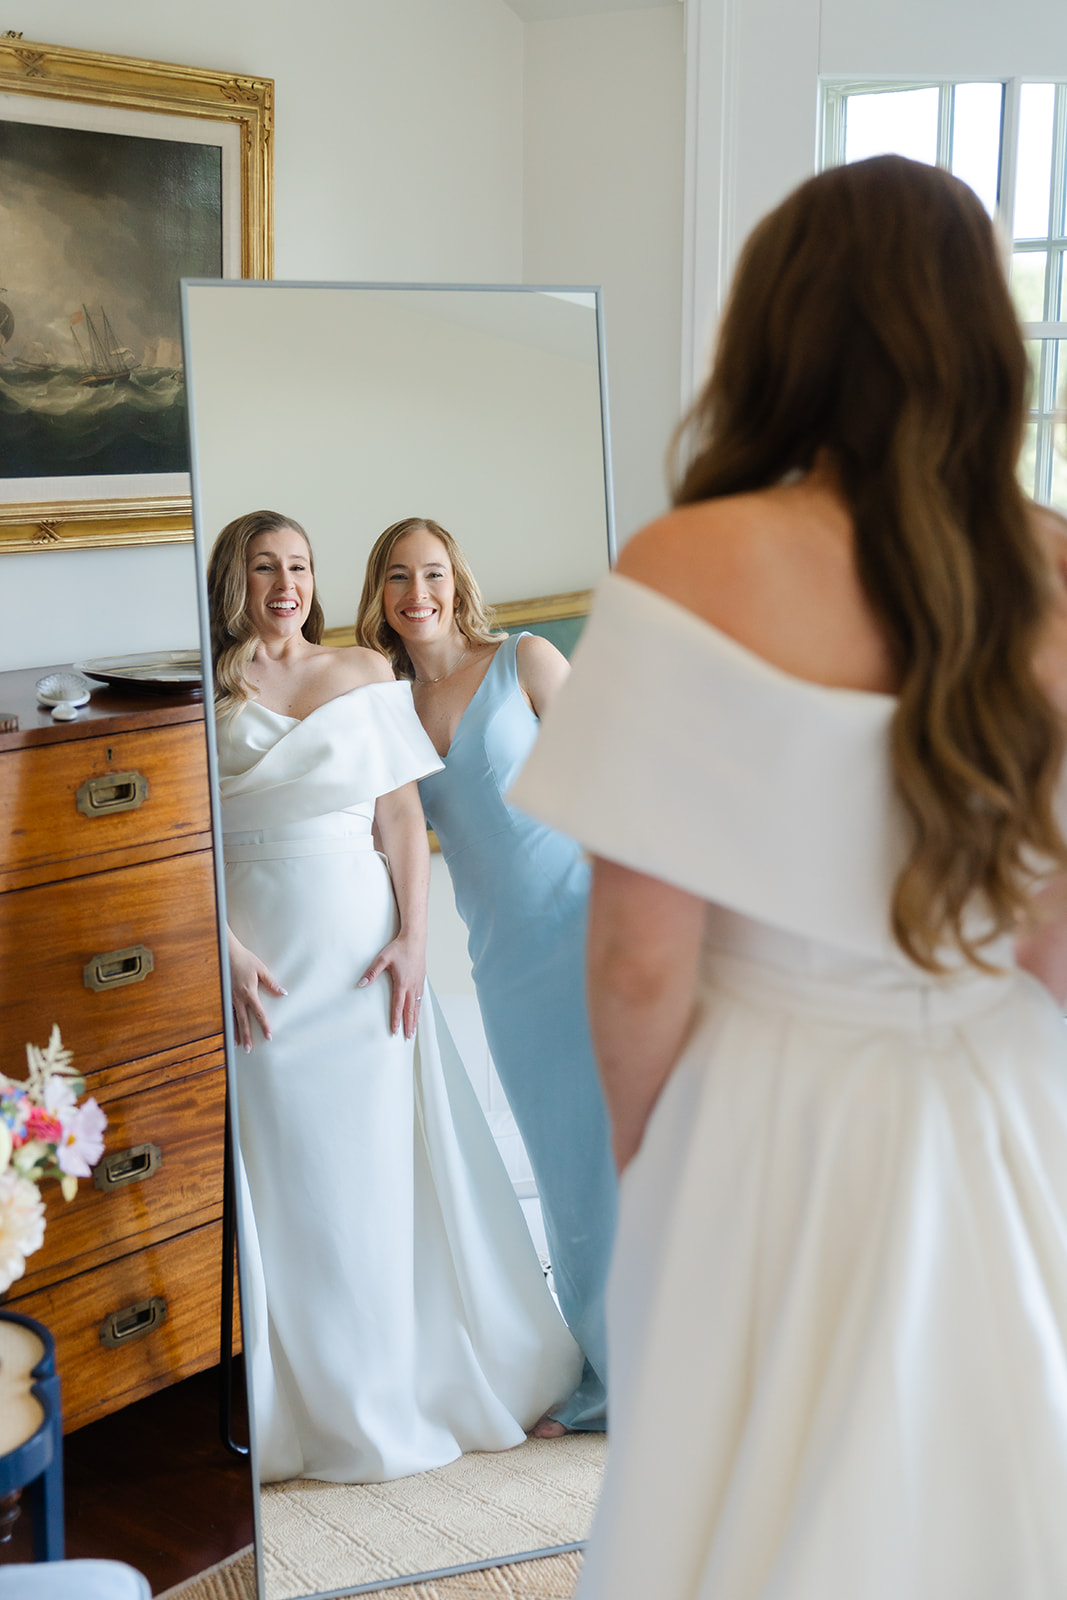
(511, 572), (1067, 1600)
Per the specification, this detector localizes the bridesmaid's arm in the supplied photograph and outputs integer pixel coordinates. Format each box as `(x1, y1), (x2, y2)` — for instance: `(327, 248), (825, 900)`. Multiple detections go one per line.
(587, 857), (707, 1172)
(516, 633), (570, 718)
(364, 780), (430, 1039)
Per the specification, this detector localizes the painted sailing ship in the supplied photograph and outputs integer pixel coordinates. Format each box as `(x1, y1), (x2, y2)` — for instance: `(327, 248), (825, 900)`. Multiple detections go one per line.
(70, 305), (139, 386)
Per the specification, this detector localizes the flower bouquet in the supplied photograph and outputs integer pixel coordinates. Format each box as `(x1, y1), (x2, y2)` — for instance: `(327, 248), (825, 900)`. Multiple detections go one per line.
(0, 1027), (108, 1295)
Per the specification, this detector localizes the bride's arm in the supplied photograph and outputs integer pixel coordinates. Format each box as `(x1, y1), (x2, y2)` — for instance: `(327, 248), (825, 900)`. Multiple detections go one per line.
(587, 858), (707, 1172)
(362, 780), (430, 1039)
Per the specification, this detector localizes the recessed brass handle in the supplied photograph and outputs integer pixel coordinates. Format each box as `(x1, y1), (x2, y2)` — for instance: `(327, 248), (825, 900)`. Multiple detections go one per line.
(83, 944), (154, 993)
(76, 770), (148, 817)
(99, 1296), (167, 1349)
(93, 1142), (163, 1191)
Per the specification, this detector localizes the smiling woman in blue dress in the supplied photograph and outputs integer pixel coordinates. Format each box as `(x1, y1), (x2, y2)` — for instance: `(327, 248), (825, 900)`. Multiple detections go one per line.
(356, 517), (616, 1435)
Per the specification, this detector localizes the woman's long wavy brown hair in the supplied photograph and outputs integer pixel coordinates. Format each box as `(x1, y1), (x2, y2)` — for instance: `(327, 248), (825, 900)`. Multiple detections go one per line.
(356, 517), (504, 679)
(672, 155), (1067, 969)
(207, 509), (324, 714)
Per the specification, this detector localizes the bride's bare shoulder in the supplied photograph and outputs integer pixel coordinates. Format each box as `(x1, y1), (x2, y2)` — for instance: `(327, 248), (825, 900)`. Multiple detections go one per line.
(614, 485), (894, 692)
(320, 644), (395, 688)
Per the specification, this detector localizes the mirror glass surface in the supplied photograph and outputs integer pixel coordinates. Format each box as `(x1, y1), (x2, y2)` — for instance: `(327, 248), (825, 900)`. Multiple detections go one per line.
(182, 281), (615, 1600)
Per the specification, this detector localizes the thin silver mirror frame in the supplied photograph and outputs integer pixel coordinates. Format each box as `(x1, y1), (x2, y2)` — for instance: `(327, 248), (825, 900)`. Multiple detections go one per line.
(181, 279), (616, 1600)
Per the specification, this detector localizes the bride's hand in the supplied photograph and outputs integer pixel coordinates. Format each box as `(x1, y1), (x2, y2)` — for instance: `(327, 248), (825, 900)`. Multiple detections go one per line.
(358, 934), (426, 1040)
(228, 928), (287, 1052)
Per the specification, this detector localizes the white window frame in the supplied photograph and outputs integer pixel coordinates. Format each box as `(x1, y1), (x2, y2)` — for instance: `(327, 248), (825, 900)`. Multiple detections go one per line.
(820, 78), (1067, 508)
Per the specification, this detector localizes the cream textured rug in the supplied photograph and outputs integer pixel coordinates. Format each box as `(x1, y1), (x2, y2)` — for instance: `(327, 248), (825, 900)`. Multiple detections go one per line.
(159, 1548), (581, 1600)
(262, 1433), (601, 1600)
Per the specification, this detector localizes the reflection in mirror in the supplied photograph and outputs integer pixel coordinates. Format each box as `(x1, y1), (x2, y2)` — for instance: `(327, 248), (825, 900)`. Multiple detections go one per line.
(182, 283), (616, 1600)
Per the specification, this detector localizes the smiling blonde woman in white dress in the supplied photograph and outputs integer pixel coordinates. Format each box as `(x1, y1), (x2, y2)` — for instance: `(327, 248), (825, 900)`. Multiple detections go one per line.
(208, 510), (580, 1484)
(513, 156), (1067, 1598)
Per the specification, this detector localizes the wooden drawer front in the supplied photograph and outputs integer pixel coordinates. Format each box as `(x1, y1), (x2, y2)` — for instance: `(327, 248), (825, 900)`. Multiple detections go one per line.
(17, 1063), (226, 1289)
(11, 1220), (225, 1433)
(0, 851), (222, 1077)
(0, 722), (210, 877)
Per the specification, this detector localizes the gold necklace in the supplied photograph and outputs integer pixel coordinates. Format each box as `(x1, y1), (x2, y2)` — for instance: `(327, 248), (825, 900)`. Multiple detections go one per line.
(413, 643), (469, 685)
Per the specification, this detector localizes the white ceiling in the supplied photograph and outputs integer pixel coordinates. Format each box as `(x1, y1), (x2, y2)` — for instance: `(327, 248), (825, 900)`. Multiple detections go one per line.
(503, 0), (679, 22)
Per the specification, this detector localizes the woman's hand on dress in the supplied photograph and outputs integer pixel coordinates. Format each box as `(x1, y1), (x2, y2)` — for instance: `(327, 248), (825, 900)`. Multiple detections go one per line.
(228, 928), (287, 1052)
(358, 934), (426, 1040)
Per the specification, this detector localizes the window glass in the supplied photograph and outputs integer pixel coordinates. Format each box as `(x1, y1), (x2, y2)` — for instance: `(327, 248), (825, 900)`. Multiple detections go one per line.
(1050, 430), (1067, 512)
(1012, 251), (1048, 322)
(1013, 83), (1055, 237)
(1019, 421), (1039, 497)
(844, 87), (939, 166)
(950, 83), (1002, 216)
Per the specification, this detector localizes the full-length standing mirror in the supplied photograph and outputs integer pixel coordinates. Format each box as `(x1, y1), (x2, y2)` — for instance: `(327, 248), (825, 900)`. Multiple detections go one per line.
(182, 281), (616, 1600)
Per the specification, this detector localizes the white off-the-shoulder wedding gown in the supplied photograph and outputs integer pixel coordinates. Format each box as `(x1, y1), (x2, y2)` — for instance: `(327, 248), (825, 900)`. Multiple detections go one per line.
(218, 681), (581, 1484)
(512, 572), (1067, 1600)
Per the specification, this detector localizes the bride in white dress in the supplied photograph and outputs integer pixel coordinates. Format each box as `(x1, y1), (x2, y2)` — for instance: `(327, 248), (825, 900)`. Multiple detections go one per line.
(208, 510), (580, 1484)
(513, 156), (1067, 1597)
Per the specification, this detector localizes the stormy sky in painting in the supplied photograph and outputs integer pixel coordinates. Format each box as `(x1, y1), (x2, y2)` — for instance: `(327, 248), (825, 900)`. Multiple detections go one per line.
(0, 120), (221, 368)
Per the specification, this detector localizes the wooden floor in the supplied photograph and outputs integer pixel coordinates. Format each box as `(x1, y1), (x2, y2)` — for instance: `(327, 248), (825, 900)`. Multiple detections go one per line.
(1, 1362), (255, 1594)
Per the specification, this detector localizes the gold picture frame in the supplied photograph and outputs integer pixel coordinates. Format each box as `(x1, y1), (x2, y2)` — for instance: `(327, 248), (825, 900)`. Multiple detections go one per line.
(321, 589), (593, 648)
(0, 32), (273, 554)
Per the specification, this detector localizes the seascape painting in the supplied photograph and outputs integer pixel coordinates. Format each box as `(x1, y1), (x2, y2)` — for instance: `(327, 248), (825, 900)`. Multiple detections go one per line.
(0, 119), (222, 478)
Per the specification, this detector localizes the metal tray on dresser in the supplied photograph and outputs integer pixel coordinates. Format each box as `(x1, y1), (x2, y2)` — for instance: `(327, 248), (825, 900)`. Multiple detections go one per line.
(0, 663), (232, 1432)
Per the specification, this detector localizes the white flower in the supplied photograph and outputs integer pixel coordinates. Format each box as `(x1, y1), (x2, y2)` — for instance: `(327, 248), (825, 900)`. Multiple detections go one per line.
(56, 1097), (107, 1178)
(43, 1075), (77, 1121)
(11, 1139), (47, 1178)
(0, 1119), (10, 1175)
(0, 1170), (46, 1294)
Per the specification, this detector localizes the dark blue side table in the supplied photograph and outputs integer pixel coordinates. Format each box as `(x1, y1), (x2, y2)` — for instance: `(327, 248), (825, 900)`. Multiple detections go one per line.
(0, 1310), (63, 1562)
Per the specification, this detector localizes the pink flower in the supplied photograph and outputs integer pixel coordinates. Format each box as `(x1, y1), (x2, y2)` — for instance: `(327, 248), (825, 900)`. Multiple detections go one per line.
(56, 1097), (107, 1178)
(24, 1105), (64, 1145)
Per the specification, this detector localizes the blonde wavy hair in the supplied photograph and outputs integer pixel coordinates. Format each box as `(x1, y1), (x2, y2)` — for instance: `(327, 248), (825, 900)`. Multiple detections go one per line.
(356, 517), (504, 679)
(671, 155), (1067, 970)
(207, 509), (325, 714)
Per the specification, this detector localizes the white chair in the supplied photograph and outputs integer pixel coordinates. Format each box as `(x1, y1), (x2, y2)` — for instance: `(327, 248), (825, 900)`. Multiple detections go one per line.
(0, 1562), (151, 1599)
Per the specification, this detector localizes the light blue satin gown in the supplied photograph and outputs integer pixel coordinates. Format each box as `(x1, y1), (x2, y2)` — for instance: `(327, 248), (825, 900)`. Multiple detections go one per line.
(418, 632), (616, 1430)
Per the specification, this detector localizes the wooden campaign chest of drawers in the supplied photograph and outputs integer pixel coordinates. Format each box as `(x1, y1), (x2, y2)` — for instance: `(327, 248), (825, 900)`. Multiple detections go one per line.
(0, 663), (229, 1432)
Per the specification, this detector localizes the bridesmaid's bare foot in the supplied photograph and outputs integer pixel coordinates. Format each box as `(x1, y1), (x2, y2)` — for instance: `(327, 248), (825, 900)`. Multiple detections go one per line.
(530, 1416), (573, 1439)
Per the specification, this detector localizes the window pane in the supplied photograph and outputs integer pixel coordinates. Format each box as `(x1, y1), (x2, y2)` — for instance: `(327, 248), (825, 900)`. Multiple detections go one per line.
(1012, 251), (1048, 322)
(1026, 337), (1043, 404)
(1056, 339), (1067, 411)
(844, 87), (939, 166)
(1019, 420), (1039, 498)
(951, 83), (1002, 216)
(1051, 425), (1067, 513)
(1013, 82), (1055, 238)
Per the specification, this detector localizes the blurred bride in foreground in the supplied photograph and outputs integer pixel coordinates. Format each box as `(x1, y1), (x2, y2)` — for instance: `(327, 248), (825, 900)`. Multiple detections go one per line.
(515, 155), (1067, 1597)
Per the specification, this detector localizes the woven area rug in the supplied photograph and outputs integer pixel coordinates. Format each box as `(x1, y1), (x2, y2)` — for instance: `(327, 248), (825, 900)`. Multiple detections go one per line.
(159, 1548), (581, 1600)
(260, 1433), (602, 1600)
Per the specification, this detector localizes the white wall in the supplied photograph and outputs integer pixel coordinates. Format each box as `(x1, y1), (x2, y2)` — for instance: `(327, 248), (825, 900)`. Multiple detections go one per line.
(684, 0), (1067, 392)
(523, 6), (686, 542)
(183, 284), (610, 622)
(6, 0), (525, 669)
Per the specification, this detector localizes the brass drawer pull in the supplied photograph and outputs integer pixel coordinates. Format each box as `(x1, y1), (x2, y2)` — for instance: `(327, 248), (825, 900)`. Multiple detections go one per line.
(99, 1296), (167, 1349)
(76, 771), (148, 817)
(93, 1142), (163, 1191)
(83, 944), (154, 993)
